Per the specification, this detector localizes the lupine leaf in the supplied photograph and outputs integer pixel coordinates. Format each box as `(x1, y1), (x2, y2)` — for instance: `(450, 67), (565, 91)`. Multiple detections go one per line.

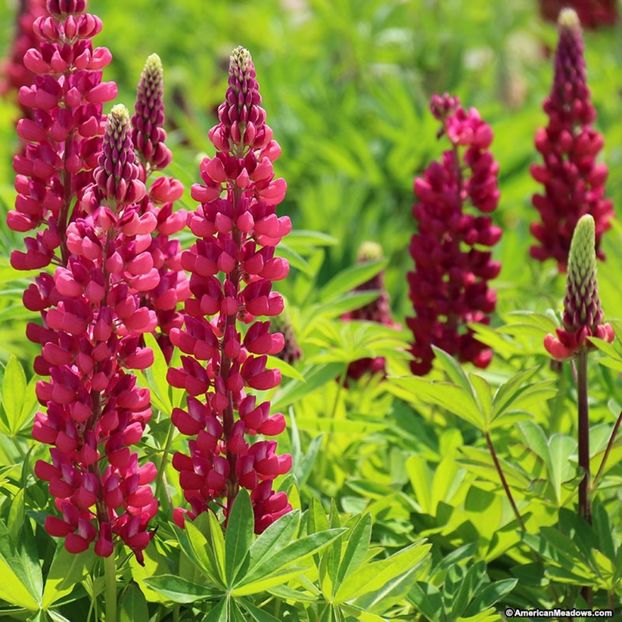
(2, 355), (27, 435)
(142, 575), (215, 603)
(225, 489), (253, 585)
(119, 583), (149, 622)
(319, 258), (387, 302)
(42, 546), (93, 608)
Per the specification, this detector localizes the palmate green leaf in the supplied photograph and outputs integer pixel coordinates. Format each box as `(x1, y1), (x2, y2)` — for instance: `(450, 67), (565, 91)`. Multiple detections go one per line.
(311, 291), (382, 320)
(42, 545), (93, 608)
(432, 347), (476, 400)
(492, 367), (540, 419)
(545, 434), (577, 506)
(458, 446), (531, 489)
(129, 541), (174, 604)
(204, 598), (228, 622)
(265, 355), (304, 382)
(231, 567), (306, 596)
(119, 583), (149, 622)
(236, 528), (346, 591)
(179, 513), (226, 587)
(142, 575), (215, 604)
(470, 374), (492, 428)
(334, 513), (372, 594)
(284, 229), (338, 250)
(518, 421), (549, 461)
(276, 243), (311, 275)
(248, 510), (300, 573)
(406, 455), (432, 514)
(0, 521), (41, 610)
(225, 490), (253, 585)
(335, 541), (430, 603)
(466, 579), (517, 615)
(319, 258), (388, 302)
(390, 376), (483, 429)
(354, 563), (425, 615)
(240, 598), (282, 622)
(271, 363), (342, 411)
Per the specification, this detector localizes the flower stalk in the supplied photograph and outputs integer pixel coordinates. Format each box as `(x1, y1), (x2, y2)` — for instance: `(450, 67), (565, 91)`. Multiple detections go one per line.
(408, 94), (501, 375)
(530, 8), (613, 271)
(168, 46), (293, 533)
(544, 214), (614, 524)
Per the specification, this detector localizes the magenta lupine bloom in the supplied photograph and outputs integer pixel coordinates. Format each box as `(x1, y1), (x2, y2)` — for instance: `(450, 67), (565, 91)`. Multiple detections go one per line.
(530, 8), (613, 271)
(32, 106), (160, 561)
(407, 94), (501, 376)
(131, 53), (173, 172)
(168, 47), (292, 534)
(131, 54), (188, 361)
(544, 214), (614, 360)
(0, 0), (46, 102)
(539, 0), (617, 29)
(8, 0), (117, 269)
(342, 242), (400, 380)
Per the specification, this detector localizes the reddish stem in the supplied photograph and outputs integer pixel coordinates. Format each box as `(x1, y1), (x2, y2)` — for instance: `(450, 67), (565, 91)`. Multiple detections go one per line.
(577, 349), (591, 524)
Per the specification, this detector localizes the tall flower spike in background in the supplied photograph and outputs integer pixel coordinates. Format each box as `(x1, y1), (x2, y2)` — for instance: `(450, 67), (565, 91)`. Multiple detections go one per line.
(0, 0), (46, 105)
(407, 94), (502, 376)
(342, 241), (400, 380)
(168, 46), (293, 533)
(530, 8), (613, 271)
(539, 0), (617, 29)
(544, 215), (614, 526)
(32, 105), (160, 561)
(8, 0), (117, 269)
(131, 53), (188, 363)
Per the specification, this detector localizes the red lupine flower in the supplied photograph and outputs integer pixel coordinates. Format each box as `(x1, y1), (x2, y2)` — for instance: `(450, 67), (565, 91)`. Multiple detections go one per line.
(7, 0), (117, 268)
(544, 214), (614, 360)
(342, 241), (400, 380)
(132, 53), (173, 172)
(530, 8), (613, 271)
(130, 54), (188, 361)
(168, 46), (292, 533)
(32, 106), (160, 562)
(539, 0), (617, 29)
(0, 0), (47, 102)
(407, 94), (501, 376)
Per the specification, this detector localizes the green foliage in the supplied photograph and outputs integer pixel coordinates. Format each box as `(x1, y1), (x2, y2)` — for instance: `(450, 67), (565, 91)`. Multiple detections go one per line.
(1, 0), (622, 619)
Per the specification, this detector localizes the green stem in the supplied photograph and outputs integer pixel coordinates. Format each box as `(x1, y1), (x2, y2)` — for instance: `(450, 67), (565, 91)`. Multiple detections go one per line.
(154, 422), (176, 510)
(104, 554), (117, 622)
(484, 432), (525, 531)
(577, 349), (591, 524)
(592, 409), (622, 492)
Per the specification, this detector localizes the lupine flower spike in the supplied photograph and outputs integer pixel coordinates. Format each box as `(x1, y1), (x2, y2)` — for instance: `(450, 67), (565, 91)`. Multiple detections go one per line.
(8, 0), (117, 269)
(0, 0), (46, 104)
(408, 94), (502, 376)
(544, 214), (614, 360)
(132, 53), (173, 173)
(530, 8), (613, 270)
(168, 46), (293, 533)
(32, 106), (160, 561)
(342, 241), (399, 379)
(539, 0), (617, 29)
(543, 214), (614, 526)
(131, 53), (188, 362)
